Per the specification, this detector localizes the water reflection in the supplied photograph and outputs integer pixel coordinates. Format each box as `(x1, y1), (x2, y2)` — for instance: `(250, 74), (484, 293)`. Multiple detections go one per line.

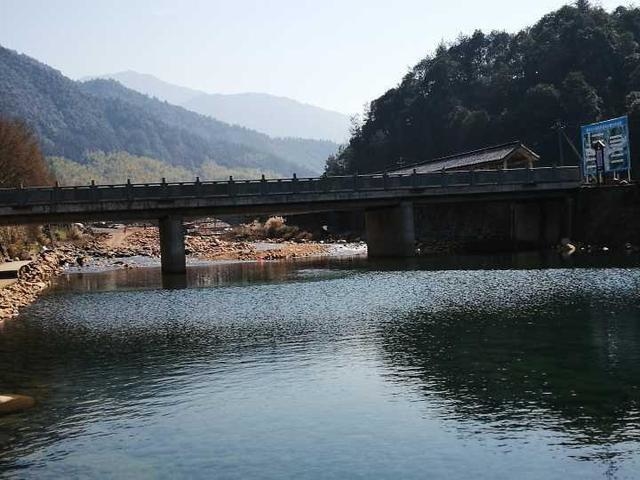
(1, 254), (640, 478)
(51, 251), (640, 293)
(377, 271), (640, 478)
(381, 300), (640, 444)
(161, 273), (188, 290)
(52, 258), (350, 292)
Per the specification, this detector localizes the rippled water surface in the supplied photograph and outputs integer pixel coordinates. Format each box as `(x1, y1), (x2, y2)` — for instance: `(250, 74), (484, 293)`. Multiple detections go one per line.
(1, 254), (640, 479)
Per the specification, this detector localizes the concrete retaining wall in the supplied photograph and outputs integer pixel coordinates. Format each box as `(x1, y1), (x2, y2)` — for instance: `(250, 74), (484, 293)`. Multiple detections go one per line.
(286, 186), (640, 253)
(574, 185), (640, 247)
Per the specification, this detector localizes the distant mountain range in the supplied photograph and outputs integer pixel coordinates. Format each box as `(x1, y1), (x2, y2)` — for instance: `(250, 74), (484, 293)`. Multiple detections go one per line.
(0, 46), (339, 180)
(91, 71), (351, 143)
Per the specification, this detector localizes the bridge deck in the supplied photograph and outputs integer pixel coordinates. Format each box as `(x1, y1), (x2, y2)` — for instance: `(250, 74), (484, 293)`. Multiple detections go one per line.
(0, 167), (581, 225)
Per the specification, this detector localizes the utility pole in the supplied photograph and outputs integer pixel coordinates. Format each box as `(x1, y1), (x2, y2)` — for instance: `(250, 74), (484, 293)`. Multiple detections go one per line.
(561, 129), (583, 163)
(554, 120), (566, 167)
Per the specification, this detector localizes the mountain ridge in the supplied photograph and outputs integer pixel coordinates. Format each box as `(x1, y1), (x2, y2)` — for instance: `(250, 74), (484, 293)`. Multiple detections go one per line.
(91, 70), (351, 143)
(0, 45), (337, 178)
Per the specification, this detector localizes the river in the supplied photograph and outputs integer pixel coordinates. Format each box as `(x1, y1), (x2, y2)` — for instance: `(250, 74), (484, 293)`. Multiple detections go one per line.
(1, 253), (640, 479)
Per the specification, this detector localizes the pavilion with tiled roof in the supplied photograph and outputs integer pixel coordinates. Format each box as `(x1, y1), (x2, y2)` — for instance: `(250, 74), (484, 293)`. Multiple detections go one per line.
(391, 142), (540, 174)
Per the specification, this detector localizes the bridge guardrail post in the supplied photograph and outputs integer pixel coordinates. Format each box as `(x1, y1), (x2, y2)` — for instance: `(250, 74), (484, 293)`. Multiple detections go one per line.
(17, 182), (31, 206)
(353, 173), (358, 191)
(292, 173), (298, 194)
(527, 166), (534, 184)
(195, 176), (201, 198)
(126, 179), (133, 201)
(16, 181), (23, 205)
(51, 181), (59, 207)
(228, 176), (235, 197)
(161, 177), (169, 198)
(383, 171), (388, 190)
(310, 177), (320, 193)
(440, 168), (448, 187)
(260, 174), (266, 195)
(411, 169), (417, 188)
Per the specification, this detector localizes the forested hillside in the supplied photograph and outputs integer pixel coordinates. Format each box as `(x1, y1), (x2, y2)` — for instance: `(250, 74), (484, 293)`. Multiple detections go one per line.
(80, 79), (337, 174)
(48, 152), (275, 185)
(0, 46), (336, 179)
(327, 2), (640, 175)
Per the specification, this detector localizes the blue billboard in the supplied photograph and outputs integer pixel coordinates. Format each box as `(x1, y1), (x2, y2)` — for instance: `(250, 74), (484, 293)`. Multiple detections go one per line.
(581, 116), (631, 176)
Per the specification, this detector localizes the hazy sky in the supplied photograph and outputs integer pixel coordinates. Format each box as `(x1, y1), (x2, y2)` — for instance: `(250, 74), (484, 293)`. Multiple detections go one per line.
(0, 0), (630, 114)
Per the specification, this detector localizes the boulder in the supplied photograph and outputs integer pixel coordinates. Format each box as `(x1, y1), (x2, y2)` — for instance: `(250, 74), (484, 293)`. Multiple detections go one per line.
(0, 394), (35, 414)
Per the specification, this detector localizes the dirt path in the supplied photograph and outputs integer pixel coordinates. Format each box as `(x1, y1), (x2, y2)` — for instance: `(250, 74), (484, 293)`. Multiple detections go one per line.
(96, 227), (146, 248)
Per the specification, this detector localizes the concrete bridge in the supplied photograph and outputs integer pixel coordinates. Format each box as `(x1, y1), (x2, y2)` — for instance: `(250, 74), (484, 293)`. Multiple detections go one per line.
(0, 167), (581, 273)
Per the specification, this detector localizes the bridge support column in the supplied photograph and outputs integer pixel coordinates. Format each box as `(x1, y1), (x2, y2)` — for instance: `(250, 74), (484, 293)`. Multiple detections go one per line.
(561, 196), (574, 240)
(511, 202), (544, 249)
(511, 197), (575, 248)
(365, 202), (416, 257)
(159, 215), (186, 274)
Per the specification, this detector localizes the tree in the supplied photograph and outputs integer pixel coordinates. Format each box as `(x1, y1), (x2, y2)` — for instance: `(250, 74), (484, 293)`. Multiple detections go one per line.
(576, 0), (591, 13)
(0, 119), (52, 259)
(0, 118), (52, 187)
(561, 72), (602, 124)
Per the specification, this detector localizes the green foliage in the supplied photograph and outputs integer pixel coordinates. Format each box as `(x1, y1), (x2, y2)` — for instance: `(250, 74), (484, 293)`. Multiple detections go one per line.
(48, 152), (281, 185)
(0, 46), (337, 178)
(199, 160), (277, 181)
(48, 152), (193, 185)
(48, 156), (107, 185)
(328, 3), (640, 175)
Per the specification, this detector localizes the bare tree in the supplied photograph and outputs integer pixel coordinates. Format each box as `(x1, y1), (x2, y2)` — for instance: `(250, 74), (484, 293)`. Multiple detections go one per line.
(0, 118), (52, 187)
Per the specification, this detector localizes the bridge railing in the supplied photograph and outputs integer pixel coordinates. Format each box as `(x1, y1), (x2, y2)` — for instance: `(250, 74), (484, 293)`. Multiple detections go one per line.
(0, 166), (580, 207)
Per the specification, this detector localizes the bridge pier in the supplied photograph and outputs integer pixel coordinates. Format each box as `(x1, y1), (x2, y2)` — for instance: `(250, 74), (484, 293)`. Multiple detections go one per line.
(159, 215), (186, 274)
(365, 202), (416, 257)
(511, 203), (541, 246)
(561, 196), (574, 240)
(511, 196), (574, 247)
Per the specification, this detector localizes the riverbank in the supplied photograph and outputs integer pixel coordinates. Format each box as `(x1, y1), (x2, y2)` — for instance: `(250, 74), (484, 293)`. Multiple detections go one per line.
(103, 227), (330, 262)
(0, 248), (78, 320)
(0, 227), (366, 322)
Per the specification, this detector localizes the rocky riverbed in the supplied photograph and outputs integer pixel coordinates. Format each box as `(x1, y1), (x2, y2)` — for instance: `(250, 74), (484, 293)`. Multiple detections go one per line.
(77, 227), (331, 264)
(0, 248), (79, 320)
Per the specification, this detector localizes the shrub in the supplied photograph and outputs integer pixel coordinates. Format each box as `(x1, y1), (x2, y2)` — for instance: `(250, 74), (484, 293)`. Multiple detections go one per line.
(264, 216), (286, 237)
(224, 216), (313, 242)
(68, 225), (83, 241)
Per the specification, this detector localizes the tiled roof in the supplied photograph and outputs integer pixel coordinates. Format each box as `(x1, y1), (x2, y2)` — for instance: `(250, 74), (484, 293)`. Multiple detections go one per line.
(391, 142), (539, 174)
